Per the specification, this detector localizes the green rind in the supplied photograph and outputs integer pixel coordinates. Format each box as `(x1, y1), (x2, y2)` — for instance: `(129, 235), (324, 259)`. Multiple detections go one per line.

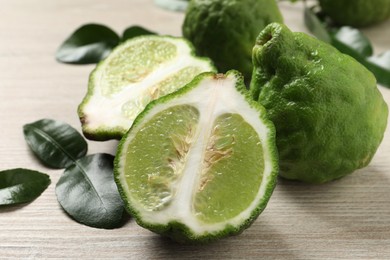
(114, 70), (278, 243)
(182, 0), (283, 81)
(250, 23), (388, 183)
(78, 60), (125, 141)
(78, 35), (216, 141)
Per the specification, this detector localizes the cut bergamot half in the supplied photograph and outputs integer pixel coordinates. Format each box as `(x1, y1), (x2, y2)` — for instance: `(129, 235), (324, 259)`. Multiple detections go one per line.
(114, 71), (278, 243)
(78, 35), (215, 141)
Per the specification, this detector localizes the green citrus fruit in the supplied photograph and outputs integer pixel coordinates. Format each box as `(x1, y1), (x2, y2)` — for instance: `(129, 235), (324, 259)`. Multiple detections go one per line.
(250, 23), (388, 183)
(115, 71), (278, 243)
(319, 0), (390, 27)
(182, 0), (283, 81)
(78, 35), (215, 141)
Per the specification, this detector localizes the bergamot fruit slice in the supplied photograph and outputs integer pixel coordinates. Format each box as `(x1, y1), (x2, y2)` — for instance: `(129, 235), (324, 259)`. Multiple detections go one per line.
(114, 71), (278, 243)
(250, 23), (388, 183)
(182, 0), (283, 81)
(78, 35), (215, 141)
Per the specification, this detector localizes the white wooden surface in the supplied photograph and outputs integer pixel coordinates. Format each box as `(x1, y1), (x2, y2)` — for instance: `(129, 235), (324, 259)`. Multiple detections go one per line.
(1, 1), (390, 258)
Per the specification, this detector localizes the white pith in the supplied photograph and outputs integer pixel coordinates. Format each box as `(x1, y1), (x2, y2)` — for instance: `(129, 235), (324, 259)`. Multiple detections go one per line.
(81, 37), (214, 132)
(117, 74), (275, 235)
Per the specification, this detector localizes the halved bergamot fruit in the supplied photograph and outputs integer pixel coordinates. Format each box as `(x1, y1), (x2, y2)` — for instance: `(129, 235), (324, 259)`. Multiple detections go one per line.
(114, 70), (278, 243)
(78, 35), (215, 141)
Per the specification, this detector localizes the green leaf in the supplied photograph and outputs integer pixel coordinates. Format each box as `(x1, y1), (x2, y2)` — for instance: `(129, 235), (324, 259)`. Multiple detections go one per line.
(328, 32), (368, 65)
(304, 6), (390, 88)
(332, 27), (373, 57)
(55, 154), (125, 229)
(154, 0), (189, 12)
(56, 24), (120, 64)
(23, 119), (88, 169)
(366, 51), (390, 87)
(368, 51), (390, 68)
(122, 26), (156, 42)
(304, 6), (331, 43)
(0, 169), (50, 206)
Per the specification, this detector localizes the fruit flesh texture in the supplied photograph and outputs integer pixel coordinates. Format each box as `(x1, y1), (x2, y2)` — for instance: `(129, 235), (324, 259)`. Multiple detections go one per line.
(115, 71), (278, 242)
(123, 105), (265, 223)
(194, 113), (264, 223)
(182, 0), (283, 82)
(319, 0), (390, 27)
(78, 36), (214, 141)
(250, 23), (388, 183)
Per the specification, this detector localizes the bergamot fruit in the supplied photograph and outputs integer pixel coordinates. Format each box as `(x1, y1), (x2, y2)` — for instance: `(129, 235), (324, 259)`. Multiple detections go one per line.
(114, 71), (278, 243)
(182, 0), (283, 81)
(319, 0), (390, 27)
(250, 23), (388, 183)
(78, 35), (215, 141)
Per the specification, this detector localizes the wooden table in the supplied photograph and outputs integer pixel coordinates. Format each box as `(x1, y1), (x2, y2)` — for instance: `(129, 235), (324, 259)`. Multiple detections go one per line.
(1, 1), (390, 258)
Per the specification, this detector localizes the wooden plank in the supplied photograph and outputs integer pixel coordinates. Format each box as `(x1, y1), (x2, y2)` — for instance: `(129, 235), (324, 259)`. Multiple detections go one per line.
(1, 0), (389, 258)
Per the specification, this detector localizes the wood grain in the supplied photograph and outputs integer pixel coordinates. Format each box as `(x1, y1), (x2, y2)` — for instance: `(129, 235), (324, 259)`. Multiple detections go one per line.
(1, 0), (390, 259)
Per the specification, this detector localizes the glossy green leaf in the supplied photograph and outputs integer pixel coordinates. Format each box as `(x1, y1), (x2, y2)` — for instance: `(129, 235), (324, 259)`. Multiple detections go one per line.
(0, 169), (50, 206)
(366, 51), (390, 87)
(304, 6), (390, 88)
(328, 34), (368, 65)
(368, 51), (390, 69)
(304, 6), (331, 43)
(55, 154), (124, 229)
(122, 26), (156, 42)
(154, 0), (189, 12)
(56, 24), (120, 64)
(23, 119), (88, 169)
(332, 27), (373, 57)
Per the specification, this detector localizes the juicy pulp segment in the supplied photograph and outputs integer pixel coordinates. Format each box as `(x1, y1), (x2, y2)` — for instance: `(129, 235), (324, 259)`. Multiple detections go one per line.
(124, 105), (200, 211)
(194, 113), (264, 223)
(100, 39), (177, 97)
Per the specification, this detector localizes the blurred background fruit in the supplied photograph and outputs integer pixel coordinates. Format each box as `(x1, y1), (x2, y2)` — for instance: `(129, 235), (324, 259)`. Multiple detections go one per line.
(182, 0), (283, 82)
(319, 0), (390, 27)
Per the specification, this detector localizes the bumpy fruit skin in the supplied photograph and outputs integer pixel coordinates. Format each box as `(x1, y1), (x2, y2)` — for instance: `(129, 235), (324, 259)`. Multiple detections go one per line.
(319, 0), (390, 27)
(182, 0), (283, 81)
(250, 23), (388, 183)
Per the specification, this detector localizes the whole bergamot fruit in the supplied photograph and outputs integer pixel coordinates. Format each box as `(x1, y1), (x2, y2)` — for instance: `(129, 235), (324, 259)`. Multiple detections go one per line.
(319, 0), (390, 27)
(182, 0), (283, 81)
(250, 23), (388, 183)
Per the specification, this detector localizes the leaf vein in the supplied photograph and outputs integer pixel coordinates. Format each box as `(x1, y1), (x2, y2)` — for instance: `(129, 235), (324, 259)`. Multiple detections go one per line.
(73, 159), (109, 214)
(28, 125), (77, 164)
